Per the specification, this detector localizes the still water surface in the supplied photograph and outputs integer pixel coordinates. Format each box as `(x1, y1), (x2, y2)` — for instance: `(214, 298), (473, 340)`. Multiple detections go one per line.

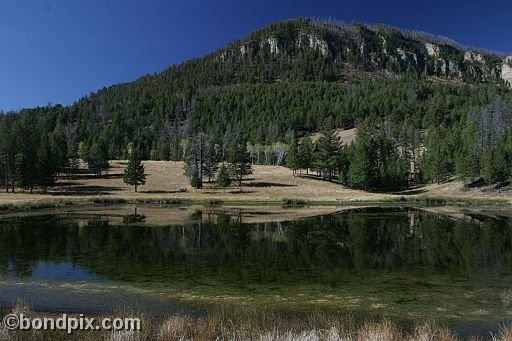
(0, 205), (511, 330)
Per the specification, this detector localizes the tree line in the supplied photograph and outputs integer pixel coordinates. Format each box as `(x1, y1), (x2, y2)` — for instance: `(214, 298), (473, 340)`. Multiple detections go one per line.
(287, 125), (408, 191)
(1, 90), (512, 193)
(182, 132), (252, 189)
(0, 110), (66, 193)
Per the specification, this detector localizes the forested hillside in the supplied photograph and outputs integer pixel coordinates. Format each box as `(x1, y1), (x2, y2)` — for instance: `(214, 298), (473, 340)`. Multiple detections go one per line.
(1, 18), (512, 191)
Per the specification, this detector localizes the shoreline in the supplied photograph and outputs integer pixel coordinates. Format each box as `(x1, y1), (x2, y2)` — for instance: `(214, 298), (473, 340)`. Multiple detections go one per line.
(0, 192), (510, 214)
(0, 187), (512, 213)
(1, 301), (510, 340)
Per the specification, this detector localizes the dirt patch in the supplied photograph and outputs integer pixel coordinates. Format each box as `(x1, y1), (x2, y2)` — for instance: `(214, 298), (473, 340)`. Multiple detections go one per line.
(309, 128), (357, 145)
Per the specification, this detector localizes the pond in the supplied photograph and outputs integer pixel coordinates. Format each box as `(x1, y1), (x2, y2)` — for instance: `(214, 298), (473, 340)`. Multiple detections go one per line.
(0, 205), (511, 334)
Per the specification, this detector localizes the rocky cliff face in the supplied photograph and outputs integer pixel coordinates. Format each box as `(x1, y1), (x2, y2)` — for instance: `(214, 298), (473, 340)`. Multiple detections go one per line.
(224, 19), (512, 88)
(503, 57), (512, 87)
(295, 32), (329, 56)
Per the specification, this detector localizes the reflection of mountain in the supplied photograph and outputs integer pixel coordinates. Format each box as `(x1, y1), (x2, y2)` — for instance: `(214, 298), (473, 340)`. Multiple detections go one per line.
(0, 210), (510, 285)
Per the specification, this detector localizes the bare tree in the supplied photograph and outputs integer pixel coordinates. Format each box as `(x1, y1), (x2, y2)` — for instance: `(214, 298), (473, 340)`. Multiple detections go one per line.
(470, 96), (511, 152)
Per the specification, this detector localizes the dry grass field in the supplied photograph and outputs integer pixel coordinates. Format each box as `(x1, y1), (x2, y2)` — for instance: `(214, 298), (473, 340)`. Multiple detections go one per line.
(0, 160), (511, 210)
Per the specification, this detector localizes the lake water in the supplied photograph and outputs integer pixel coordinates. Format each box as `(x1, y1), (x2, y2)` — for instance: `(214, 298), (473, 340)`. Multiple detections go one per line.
(0, 205), (511, 334)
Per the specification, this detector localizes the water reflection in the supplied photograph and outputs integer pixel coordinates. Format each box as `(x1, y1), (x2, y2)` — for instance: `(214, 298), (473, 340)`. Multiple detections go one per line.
(0, 207), (511, 321)
(0, 208), (510, 283)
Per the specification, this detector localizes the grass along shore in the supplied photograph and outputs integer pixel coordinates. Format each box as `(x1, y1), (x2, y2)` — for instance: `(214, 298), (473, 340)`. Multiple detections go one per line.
(0, 161), (510, 213)
(1, 302), (511, 341)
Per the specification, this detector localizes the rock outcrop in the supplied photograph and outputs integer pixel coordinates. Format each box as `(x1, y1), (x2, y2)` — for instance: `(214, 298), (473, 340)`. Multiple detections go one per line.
(502, 56), (512, 87)
(226, 19), (512, 89)
(425, 43), (440, 57)
(296, 32), (329, 56)
(464, 51), (485, 63)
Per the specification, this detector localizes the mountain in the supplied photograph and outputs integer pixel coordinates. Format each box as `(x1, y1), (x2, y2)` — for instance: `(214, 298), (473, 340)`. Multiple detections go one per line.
(222, 18), (512, 86)
(2, 18), (512, 175)
(60, 18), (511, 159)
(88, 17), (512, 96)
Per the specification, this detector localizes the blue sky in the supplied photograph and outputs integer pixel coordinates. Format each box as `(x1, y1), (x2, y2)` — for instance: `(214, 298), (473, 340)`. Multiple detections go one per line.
(1, 0), (511, 111)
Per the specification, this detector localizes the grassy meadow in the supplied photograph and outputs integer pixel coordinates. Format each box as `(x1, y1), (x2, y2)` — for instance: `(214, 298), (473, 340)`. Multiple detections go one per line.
(0, 161), (510, 212)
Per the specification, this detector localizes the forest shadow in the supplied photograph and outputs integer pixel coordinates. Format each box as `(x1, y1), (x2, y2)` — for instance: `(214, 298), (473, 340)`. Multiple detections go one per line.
(244, 182), (297, 188)
(199, 189), (257, 194)
(295, 174), (341, 184)
(465, 178), (509, 190)
(53, 181), (82, 187)
(49, 185), (122, 196)
(69, 174), (124, 180)
(392, 186), (428, 196)
(229, 190), (257, 194)
(466, 178), (486, 188)
(141, 190), (184, 194)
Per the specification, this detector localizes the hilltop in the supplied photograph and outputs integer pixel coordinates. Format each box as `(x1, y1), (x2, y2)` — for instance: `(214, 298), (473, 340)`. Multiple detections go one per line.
(66, 18), (512, 159)
(1, 18), (512, 200)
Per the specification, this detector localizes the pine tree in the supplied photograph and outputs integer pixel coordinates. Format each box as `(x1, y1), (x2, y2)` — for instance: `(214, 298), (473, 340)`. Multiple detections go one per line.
(421, 129), (451, 184)
(373, 129), (408, 189)
(14, 116), (38, 193)
(216, 163), (231, 190)
(123, 151), (146, 192)
(14, 153), (31, 192)
(204, 141), (221, 182)
(381, 152), (409, 189)
(183, 134), (206, 189)
(299, 136), (313, 175)
(347, 128), (377, 190)
(228, 139), (252, 187)
(0, 119), (15, 193)
(0, 151), (12, 193)
(86, 138), (109, 176)
(482, 147), (508, 185)
(456, 124), (481, 184)
(183, 143), (199, 189)
(400, 122), (421, 181)
(153, 138), (170, 161)
(36, 134), (56, 193)
(286, 134), (300, 175)
(68, 149), (80, 179)
(49, 131), (68, 171)
(313, 129), (343, 181)
(190, 167), (200, 189)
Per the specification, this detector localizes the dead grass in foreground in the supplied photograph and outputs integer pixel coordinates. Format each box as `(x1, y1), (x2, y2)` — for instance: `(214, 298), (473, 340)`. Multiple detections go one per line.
(1, 303), (511, 341)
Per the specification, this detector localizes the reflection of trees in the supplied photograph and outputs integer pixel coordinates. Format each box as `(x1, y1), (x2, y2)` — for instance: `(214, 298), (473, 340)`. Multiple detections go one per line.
(453, 217), (512, 276)
(122, 207), (146, 224)
(0, 211), (511, 284)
